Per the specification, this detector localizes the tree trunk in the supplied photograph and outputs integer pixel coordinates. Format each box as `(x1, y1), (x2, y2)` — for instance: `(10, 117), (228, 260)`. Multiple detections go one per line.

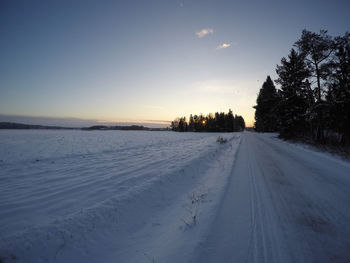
(315, 63), (321, 101)
(314, 63), (324, 143)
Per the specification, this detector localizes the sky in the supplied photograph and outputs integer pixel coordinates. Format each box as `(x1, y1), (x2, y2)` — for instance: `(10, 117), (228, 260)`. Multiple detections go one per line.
(1, 0), (349, 127)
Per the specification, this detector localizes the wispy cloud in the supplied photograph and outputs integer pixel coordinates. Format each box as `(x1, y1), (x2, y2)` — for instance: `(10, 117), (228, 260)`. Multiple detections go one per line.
(145, 120), (171, 125)
(191, 80), (235, 94)
(196, 28), (214, 38)
(191, 79), (258, 95)
(141, 105), (165, 110)
(216, 43), (231, 50)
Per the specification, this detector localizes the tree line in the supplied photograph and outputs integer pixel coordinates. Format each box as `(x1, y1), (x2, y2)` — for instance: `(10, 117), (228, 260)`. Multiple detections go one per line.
(254, 29), (350, 145)
(171, 110), (245, 132)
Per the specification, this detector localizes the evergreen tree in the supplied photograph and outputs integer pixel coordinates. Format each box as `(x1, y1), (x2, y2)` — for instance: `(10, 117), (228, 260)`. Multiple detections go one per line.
(254, 76), (279, 132)
(206, 113), (216, 132)
(276, 49), (311, 138)
(171, 110), (245, 133)
(327, 32), (350, 144)
(218, 112), (225, 131)
(188, 114), (194, 131)
(295, 29), (333, 101)
(226, 109), (234, 132)
(178, 117), (187, 132)
(198, 114), (205, 132)
(295, 30), (334, 142)
(234, 115), (245, 131)
(170, 118), (179, 131)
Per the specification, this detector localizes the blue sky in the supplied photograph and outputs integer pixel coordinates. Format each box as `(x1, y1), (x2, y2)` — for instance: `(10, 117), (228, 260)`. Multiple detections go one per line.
(1, 0), (349, 127)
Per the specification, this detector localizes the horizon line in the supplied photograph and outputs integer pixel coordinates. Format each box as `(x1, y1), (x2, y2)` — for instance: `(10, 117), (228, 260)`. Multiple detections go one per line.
(0, 114), (171, 128)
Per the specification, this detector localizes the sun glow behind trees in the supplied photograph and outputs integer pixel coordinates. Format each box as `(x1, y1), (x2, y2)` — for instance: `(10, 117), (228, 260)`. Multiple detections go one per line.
(171, 110), (245, 132)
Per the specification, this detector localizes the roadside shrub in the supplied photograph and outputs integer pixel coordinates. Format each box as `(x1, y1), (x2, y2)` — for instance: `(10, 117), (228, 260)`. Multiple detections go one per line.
(216, 136), (227, 144)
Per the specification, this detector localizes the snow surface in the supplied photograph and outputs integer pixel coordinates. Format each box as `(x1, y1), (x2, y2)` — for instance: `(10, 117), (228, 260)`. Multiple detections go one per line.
(0, 130), (241, 263)
(194, 132), (350, 263)
(2, 130), (350, 263)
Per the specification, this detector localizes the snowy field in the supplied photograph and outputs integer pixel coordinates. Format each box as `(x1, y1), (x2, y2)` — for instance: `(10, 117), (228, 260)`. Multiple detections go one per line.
(0, 130), (241, 263)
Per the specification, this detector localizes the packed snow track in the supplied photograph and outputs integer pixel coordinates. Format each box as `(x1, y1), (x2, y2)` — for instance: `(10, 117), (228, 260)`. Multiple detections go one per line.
(194, 132), (350, 263)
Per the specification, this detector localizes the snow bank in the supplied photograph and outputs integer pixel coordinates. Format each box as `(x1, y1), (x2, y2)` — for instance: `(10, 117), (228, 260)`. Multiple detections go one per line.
(0, 130), (241, 263)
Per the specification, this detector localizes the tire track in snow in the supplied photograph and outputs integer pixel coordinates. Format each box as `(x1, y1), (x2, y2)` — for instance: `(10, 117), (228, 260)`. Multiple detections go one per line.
(194, 132), (350, 263)
(251, 133), (350, 263)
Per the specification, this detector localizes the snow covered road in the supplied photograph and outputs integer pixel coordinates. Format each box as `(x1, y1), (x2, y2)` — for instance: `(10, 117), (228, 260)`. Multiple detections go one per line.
(194, 132), (350, 263)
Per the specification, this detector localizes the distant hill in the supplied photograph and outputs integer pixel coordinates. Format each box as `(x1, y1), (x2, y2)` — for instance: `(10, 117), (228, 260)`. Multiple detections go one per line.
(83, 125), (168, 131)
(0, 122), (76, 130)
(0, 122), (168, 131)
(83, 125), (148, 131)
